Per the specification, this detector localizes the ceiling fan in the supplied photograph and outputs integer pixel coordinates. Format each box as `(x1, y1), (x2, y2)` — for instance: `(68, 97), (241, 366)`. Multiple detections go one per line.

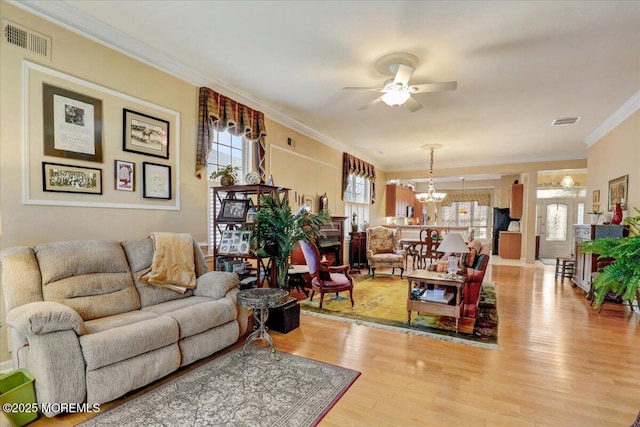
(343, 53), (457, 112)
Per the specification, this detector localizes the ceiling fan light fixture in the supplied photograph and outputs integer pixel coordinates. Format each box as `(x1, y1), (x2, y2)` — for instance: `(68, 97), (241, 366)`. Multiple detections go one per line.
(381, 89), (410, 107)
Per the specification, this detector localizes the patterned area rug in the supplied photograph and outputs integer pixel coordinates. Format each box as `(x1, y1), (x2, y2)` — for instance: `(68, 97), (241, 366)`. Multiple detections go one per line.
(300, 274), (498, 348)
(78, 347), (360, 427)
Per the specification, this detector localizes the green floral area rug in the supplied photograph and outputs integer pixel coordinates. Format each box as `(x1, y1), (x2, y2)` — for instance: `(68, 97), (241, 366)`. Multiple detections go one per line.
(300, 275), (498, 349)
(77, 347), (360, 426)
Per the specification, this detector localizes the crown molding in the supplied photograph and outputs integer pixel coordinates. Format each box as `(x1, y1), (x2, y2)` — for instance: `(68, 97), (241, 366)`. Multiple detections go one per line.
(9, 1), (379, 169)
(585, 89), (640, 147)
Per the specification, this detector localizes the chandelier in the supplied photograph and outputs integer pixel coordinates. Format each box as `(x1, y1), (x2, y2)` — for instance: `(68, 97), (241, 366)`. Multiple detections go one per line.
(416, 144), (447, 203)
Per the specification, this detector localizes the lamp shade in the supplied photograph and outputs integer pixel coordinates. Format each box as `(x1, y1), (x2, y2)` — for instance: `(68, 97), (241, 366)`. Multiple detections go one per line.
(436, 233), (470, 254)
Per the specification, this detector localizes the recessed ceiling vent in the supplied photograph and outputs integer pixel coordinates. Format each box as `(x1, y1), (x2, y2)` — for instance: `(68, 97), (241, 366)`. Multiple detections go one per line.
(3, 19), (51, 60)
(552, 116), (582, 126)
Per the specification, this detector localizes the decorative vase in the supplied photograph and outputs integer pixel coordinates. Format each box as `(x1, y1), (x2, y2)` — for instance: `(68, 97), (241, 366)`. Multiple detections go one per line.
(220, 175), (235, 186)
(611, 202), (623, 225)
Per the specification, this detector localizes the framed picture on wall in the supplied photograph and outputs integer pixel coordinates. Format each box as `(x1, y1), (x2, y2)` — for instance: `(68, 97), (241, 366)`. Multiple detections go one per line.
(42, 162), (102, 194)
(303, 194), (314, 212)
(114, 160), (135, 191)
(123, 109), (170, 159)
(608, 175), (628, 210)
(42, 83), (103, 163)
(142, 162), (171, 199)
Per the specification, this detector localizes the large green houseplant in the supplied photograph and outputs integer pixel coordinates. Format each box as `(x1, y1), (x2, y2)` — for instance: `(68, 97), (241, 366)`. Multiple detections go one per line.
(253, 189), (330, 289)
(582, 208), (640, 307)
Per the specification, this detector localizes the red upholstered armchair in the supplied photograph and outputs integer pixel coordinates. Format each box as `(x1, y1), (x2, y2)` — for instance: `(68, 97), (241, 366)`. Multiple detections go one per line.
(298, 240), (354, 309)
(427, 239), (491, 319)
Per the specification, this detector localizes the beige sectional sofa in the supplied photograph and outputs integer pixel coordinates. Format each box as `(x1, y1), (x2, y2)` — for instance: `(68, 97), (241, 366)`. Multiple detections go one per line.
(1, 237), (248, 416)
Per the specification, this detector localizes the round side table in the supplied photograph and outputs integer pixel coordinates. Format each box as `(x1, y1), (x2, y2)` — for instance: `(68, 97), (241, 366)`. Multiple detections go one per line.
(237, 288), (289, 358)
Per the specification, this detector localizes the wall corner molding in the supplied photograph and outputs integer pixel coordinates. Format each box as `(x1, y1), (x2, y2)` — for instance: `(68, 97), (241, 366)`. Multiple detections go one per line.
(585, 89), (640, 147)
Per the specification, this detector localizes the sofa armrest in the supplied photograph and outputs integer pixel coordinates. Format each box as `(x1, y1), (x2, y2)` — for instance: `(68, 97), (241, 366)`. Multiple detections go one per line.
(193, 271), (239, 299)
(6, 301), (85, 336)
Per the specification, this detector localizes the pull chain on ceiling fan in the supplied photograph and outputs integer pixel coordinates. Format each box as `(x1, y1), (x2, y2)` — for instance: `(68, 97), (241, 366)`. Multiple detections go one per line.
(343, 53), (457, 112)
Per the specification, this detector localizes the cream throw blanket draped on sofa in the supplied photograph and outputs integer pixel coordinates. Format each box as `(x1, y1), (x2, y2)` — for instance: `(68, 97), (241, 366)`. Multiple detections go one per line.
(140, 232), (197, 293)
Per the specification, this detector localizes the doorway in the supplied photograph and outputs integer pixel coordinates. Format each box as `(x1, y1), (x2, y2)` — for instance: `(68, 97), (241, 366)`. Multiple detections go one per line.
(537, 199), (582, 259)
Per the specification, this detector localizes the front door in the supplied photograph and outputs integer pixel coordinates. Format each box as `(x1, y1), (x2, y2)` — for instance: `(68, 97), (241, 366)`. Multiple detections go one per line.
(538, 201), (573, 259)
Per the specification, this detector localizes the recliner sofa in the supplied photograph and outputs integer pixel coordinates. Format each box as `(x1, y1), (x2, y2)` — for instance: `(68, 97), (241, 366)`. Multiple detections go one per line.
(1, 236), (249, 416)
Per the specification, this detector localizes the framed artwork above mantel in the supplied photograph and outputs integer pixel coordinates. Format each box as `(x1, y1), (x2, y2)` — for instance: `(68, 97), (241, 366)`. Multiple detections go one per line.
(608, 175), (628, 211)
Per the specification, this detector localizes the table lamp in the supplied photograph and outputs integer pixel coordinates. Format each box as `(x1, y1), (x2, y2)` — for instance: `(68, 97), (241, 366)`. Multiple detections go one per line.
(436, 233), (470, 277)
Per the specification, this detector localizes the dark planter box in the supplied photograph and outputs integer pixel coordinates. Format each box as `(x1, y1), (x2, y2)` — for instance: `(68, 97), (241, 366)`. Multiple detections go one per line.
(266, 298), (300, 333)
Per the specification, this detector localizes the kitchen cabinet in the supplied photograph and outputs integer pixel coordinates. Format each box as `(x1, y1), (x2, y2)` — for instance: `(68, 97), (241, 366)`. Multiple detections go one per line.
(385, 184), (423, 223)
(509, 184), (524, 219)
(499, 231), (521, 259)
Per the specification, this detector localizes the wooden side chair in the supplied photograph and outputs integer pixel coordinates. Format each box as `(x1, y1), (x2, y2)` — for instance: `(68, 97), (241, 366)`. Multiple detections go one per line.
(298, 240), (354, 309)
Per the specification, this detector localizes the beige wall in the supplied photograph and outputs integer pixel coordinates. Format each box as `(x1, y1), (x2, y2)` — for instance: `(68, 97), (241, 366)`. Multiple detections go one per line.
(587, 110), (639, 222)
(0, 4), (351, 365)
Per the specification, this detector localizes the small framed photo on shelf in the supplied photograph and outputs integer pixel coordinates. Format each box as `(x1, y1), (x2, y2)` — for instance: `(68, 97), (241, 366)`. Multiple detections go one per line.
(246, 208), (257, 223)
(608, 175), (628, 211)
(218, 199), (250, 222)
(114, 160), (135, 191)
(142, 162), (171, 199)
(42, 162), (102, 195)
(123, 109), (169, 159)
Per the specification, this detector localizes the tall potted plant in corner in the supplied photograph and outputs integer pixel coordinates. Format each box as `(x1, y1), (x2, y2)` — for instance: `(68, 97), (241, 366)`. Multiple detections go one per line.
(582, 208), (640, 307)
(253, 188), (330, 290)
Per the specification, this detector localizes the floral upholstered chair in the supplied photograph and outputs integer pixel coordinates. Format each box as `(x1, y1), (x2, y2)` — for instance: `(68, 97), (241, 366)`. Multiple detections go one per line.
(366, 226), (406, 278)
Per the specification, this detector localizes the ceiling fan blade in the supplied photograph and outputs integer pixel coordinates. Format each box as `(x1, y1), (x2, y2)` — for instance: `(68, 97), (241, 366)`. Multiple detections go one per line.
(404, 96), (423, 112)
(411, 81), (458, 93)
(343, 86), (383, 91)
(357, 96), (383, 111)
(393, 64), (415, 86)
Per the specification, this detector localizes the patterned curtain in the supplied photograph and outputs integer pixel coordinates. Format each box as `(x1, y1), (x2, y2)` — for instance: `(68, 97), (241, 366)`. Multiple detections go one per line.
(196, 87), (267, 179)
(441, 193), (491, 207)
(342, 153), (376, 204)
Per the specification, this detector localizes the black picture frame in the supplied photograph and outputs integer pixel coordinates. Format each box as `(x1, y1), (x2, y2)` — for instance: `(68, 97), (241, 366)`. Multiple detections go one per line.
(217, 199), (251, 222)
(43, 83), (103, 163)
(123, 109), (170, 159)
(142, 162), (171, 199)
(42, 162), (102, 195)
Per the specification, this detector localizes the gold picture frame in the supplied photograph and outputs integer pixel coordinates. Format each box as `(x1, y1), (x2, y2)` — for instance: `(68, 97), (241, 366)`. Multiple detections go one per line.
(608, 175), (628, 211)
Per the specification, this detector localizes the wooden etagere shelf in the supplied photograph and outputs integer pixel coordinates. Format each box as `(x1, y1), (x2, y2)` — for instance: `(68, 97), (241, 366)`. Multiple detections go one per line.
(212, 184), (289, 287)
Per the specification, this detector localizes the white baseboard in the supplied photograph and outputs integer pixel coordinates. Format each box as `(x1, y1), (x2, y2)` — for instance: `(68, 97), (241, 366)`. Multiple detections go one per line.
(0, 359), (14, 373)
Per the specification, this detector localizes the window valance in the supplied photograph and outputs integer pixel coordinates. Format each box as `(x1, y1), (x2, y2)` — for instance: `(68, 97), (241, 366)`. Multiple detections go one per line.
(342, 153), (376, 204)
(196, 87), (267, 179)
(441, 193), (491, 207)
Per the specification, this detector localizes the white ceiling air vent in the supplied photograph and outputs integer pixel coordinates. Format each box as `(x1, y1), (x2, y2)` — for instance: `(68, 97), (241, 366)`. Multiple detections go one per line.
(3, 19), (51, 60)
(551, 116), (582, 126)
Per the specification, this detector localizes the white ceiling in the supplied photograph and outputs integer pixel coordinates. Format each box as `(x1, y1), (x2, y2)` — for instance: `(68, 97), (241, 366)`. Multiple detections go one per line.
(15, 1), (640, 173)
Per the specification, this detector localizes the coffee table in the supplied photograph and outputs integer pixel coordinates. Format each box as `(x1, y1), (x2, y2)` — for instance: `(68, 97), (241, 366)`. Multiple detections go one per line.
(237, 288), (289, 358)
(406, 269), (466, 333)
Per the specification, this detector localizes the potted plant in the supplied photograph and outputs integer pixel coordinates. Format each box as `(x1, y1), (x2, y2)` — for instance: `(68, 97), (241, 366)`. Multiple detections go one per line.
(209, 164), (240, 186)
(582, 208), (640, 307)
(253, 188), (330, 290)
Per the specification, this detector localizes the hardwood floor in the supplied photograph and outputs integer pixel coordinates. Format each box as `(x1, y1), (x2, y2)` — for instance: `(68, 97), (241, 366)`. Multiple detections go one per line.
(24, 262), (640, 426)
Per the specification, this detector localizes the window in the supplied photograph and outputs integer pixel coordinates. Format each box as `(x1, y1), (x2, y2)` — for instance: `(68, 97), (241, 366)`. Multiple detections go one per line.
(441, 201), (489, 239)
(207, 129), (252, 249)
(546, 203), (568, 241)
(343, 173), (370, 235)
